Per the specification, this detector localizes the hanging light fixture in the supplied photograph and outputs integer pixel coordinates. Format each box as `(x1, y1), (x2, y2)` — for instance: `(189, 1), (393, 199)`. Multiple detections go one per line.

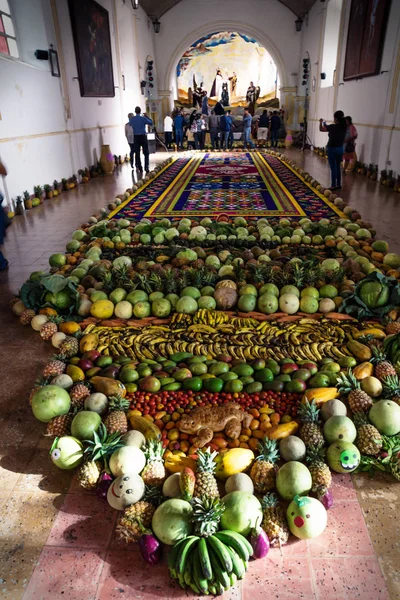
(295, 17), (303, 32)
(153, 19), (161, 33)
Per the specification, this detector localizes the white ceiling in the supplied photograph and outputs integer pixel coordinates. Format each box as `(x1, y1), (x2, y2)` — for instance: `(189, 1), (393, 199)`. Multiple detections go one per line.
(139, 0), (318, 19)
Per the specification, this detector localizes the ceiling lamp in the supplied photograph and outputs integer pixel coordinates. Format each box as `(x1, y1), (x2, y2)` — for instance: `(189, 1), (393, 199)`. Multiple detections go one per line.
(153, 19), (161, 33)
(295, 17), (303, 32)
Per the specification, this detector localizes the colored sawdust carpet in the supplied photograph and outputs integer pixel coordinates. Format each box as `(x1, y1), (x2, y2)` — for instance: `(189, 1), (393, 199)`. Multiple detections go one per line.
(110, 152), (343, 220)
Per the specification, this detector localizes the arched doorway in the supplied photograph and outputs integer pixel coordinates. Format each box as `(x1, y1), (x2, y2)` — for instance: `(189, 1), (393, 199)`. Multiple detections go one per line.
(160, 21), (289, 118)
(175, 31), (279, 110)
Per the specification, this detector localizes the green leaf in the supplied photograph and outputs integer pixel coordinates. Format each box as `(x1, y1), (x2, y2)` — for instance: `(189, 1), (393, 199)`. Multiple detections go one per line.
(41, 274), (69, 295)
(20, 280), (45, 310)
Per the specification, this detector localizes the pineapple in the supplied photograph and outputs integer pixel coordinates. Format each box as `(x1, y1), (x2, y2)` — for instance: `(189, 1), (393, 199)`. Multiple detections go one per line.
(371, 346), (396, 380)
(385, 321), (400, 336)
(143, 485), (165, 507)
(291, 263), (305, 288)
(59, 336), (79, 358)
(20, 309), (36, 325)
(46, 412), (74, 437)
(306, 445), (332, 492)
(336, 370), (373, 413)
(250, 438), (279, 494)
(70, 382), (91, 407)
(141, 440), (165, 487)
(194, 448), (219, 499)
(353, 413), (383, 456)
(116, 501), (155, 543)
(382, 375), (400, 405)
(104, 396), (130, 434)
(191, 496), (225, 537)
(162, 268), (179, 295)
(298, 400), (324, 447)
(77, 423), (123, 489)
(40, 316), (63, 341)
(261, 492), (289, 547)
(42, 355), (67, 378)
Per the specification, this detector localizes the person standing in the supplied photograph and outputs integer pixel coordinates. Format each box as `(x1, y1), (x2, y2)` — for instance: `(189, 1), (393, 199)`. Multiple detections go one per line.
(319, 110), (347, 190)
(257, 109), (269, 142)
(220, 110), (232, 151)
(227, 110), (234, 149)
(125, 113), (134, 167)
(201, 91), (209, 116)
(243, 109), (255, 149)
(174, 110), (185, 150)
(343, 116), (358, 173)
(270, 110), (281, 148)
(164, 113), (173, 149)
(209, 110), (220, 149)
(129, 106), (153, 173)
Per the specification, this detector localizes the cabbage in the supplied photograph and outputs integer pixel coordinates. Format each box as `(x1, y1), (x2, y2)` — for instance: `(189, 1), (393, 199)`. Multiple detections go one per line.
(234, 217), (247, 227)
(191, 226), (207, 237)
(113, 256), (132, 268)
(154, 233), (165, 244)
(176, 249), (197, 262)
(205, 255), (221, 269)
(356, 228), (372, 240)
(118, 219), (130, 228)
(200, 217), (212, 227)
(334, 227), (347, 238)
(164, 228), (179, 241)
(179, 218), (192, 228)
(236, 227), (248, 237)
(321, 259), (340, 272)
(218, 265), (234, 277)
(359, 280), (389, 308)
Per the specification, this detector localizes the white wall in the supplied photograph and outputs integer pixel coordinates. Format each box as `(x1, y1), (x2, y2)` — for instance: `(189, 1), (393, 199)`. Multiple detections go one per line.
(0, 0), (156, 200)
(300, 0), (400, 173)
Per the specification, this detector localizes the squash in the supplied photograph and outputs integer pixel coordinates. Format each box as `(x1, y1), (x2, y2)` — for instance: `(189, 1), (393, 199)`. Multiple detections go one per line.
(265, 421), (299, 440)
(90, 376), (126, 397)
(214, 448), (254, 479)
(347, 340), (372, 361)
(302, 388), (339, 405)
(128, 414), (161, 440)
(353, 361), (374, 380)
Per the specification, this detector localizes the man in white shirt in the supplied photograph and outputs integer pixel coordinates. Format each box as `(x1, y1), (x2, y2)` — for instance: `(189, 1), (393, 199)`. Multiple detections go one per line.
(164, 113), (173, 149)
(125, 112), (134, 167)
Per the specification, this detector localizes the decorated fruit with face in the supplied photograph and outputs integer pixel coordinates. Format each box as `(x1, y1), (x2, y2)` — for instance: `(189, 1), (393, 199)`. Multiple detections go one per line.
(107, 473), (145, 510)
(50, 436), (83, 470)
(326, 441), (360, 473)
(287, 495), (327, 539)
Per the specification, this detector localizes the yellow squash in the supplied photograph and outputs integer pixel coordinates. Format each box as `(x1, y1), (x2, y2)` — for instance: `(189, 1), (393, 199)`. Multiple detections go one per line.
(347, 340), (372, 361)
(164, 453), (197, 473)
(265, 421), (299, 440)
(302, 387), (339, 405)
(214, 448), (254, 479)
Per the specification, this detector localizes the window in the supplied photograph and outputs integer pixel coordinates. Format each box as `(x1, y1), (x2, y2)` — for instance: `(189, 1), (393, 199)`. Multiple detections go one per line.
(0, 0), (18, 58)
(321, 0), (343, 88)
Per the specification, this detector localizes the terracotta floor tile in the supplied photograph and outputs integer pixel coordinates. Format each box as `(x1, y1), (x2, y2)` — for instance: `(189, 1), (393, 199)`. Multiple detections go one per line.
(13, 469), (73, 495)
(307, 500), (374, 557)
(45, 493), (117, 549)
(330, 473), (358, 502)
(96, 548), (184, 600)
(0, 448), (33, 493)
(0, 546), (42, 600)
(22, 548), (105, 600)
(0, 491), (61, 553)
(311, 557), (389, 600)
(243, 556), (314, 599)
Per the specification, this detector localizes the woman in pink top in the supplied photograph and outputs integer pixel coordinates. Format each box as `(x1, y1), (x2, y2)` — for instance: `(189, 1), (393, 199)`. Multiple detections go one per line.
(343, 116), (358, 173)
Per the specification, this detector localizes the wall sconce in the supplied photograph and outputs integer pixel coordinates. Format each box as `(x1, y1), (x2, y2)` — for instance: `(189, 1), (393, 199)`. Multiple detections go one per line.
(295, 17), (303, 32)
(153, 19), (161, 33)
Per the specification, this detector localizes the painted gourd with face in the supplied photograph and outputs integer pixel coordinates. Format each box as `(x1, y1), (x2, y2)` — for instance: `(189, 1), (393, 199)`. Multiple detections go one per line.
(326, 441), (360, 473)
(107, 473), (145, 510)
(50, 436), (83, 470)
(287, 495), (327, 539)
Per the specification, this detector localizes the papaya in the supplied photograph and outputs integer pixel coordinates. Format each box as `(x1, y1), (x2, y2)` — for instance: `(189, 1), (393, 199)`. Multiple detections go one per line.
(90, 376), (126, 397)
(347, 340), (372, 361)
(128, 414), (161, 440)
(353, 361), (374, 380)
(79, 333), (99, 353)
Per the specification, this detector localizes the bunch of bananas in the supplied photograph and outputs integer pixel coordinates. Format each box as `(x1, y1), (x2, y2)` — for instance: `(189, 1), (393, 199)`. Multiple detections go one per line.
(168, 530), (252, 595)
(384, 333), (400, 372)
(170, 309), (259, 330)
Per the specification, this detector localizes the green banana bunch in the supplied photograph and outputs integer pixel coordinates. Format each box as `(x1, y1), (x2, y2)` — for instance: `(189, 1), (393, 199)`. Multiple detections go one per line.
(168, 530), (253, 595)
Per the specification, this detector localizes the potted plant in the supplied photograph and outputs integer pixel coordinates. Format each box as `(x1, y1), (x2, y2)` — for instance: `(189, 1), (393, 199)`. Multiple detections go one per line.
(52, 180), (60, 197)
(44, 184), (53, 199)
(15, 195), (24, 215)
(62, 178), (69, 191)
(380, 169), (388, 185)
(387, 170), (395, 188)
(23, 191), (32, 210)
(33, 185), (43, 205)
(81, 168), (90, 183)
(371, 165), (378, 181)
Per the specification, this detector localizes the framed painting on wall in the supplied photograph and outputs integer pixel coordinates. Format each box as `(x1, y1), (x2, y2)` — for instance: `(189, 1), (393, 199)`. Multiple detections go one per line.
(68, 0), (115, 97)
(343, 0), (391, 81)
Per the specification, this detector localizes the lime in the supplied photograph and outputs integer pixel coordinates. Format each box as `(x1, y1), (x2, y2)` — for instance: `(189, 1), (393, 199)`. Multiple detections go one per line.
(119, 368), (139, 383)
(182, 377), (203, 391)
(203, 378), (224, 393)
(254, 368), (274, 383)
(224, 379), (243, 393)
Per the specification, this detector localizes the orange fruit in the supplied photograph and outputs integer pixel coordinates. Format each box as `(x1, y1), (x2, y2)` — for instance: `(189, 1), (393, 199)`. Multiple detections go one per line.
(59, 321), (81, 335)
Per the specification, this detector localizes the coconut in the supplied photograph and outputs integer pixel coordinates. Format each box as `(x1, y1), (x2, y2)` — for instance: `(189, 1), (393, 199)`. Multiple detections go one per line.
(214, 287), (238, 310)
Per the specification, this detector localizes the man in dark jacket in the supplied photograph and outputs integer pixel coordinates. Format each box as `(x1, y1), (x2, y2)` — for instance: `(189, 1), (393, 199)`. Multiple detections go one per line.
(257, 109), (269, 142)
(129, 106), (153, 173)
(208, 110), (220, 149)
(219, 110), (233, 150)
(270, 110), (281, 148)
